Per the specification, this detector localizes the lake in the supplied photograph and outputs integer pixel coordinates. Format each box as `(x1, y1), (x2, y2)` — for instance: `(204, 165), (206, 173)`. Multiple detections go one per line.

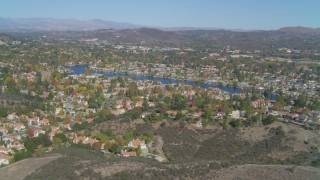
(67, 65), (241, 94)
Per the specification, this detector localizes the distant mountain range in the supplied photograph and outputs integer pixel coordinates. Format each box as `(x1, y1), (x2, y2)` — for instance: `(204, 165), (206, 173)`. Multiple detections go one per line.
(0, 17), (250, 32)
(1, 17), (318, 33)
(0, 17), (141, 31)
(1, 17), (320, 50)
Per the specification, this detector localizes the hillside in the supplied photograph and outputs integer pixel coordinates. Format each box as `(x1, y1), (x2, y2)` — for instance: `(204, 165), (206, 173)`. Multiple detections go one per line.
(4, 121), (317, 180)
(278, 27), (320, 34)
(0, 34), (16, 45)
(84, 28), (190, 43)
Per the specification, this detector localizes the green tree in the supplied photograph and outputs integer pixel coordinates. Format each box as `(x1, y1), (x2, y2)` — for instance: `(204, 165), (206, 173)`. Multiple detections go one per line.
(126, 82), (140, 98)
(34, 145), (45, 157)
(175, 110), (185, 121)
(54, 133), (67, 142)
(142, 98), (149, 111)
(171, 94), (187, 110)
(262, 115), (276, 125)
(48, 115), (56, 125)
(64, 114), (71, 124)
(24, 134), (52, 152)
(263, 89), (273, 99)
(229, 119), (242, 128)
(123, 132), (134, 143)
(13, 150), (32, 162)
(296, 95), (307, 108)
(202, 119), (209, 127)
(202, 108), (212, 119)
(53, 137), (63, 148)
(109, 144), (121, 154)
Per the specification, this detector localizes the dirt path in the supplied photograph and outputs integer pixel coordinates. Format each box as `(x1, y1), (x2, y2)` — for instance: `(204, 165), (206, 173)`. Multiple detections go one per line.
(150, 135), (167, 162)
(0, 153), (62, 180)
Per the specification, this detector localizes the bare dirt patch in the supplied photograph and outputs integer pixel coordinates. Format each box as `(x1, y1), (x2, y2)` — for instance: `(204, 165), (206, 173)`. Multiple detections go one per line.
(239, 122), (283, 142)
(0, 153), (62, 180)
(97, 119), (144, 135)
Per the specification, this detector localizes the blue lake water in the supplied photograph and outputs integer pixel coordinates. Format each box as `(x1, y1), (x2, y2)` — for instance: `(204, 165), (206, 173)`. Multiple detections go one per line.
(67, 65), (241, 94)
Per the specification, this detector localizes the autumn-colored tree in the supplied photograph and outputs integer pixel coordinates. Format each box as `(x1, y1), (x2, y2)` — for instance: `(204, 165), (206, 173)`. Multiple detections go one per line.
(104, 140), (113, 150)
(34, 145), (45, 157)
(75, 114), (82, 124)
(48, 115), (56, 125)
(27, 128), (34, 138)
(117, 139), (126, 147)
(53, 137), (63, 148)
(92, 142), (101, 151)
(64, 114), (71, 124)
(136, 149), (143, 156)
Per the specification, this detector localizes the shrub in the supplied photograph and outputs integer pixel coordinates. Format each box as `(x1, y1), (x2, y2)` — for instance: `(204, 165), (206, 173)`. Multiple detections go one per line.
(13, 150), (32, 162)
(288, 129), (298, 134)
(262, 115), (276, 125)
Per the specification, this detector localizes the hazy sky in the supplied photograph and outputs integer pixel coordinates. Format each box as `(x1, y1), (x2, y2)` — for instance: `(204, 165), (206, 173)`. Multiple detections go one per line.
(1, 0), (320, 29)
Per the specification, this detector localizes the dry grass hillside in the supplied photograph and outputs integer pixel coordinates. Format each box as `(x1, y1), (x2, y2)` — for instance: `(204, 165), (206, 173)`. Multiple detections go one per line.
(1, 120), (320, 179)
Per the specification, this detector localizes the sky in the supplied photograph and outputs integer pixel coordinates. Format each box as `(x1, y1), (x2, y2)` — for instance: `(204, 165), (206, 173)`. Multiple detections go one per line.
(1, 0), (320, 30)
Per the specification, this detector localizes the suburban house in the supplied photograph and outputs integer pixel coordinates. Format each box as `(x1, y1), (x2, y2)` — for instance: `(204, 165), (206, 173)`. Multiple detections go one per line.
(12, 123), (26, 131)
(28, 128), (45, 138)
(111, 108), (126, 115)
(83, 138), (99, 146)
(128, 139), (146, 149)
(72, 136), (87, 144)
(3, 135), (21, 143)
(27, 116), (40, 126)
(230, 110), (244, 119)
(48, 130), (60, 141)
(7, 141), (25, 150)
(0, 146), (12, 154)
(6, 113), (17, 121)
(215, 112), (226, 119)
(120, 150), (137, 157)
(251, 100), (268, 109)
(166, 110), (177, 118)
(72, 135), (99, 146)
(41, 118), (50, 126)
(59, 123), (72, 130)
(86, 117), (94, 123)
(0, 153), (13, 165)
(0, 127), (8, 134)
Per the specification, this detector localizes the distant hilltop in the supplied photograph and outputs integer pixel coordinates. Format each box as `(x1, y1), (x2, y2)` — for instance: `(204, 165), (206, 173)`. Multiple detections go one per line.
(278, 26), (320, 34)
(69, 27), (320, 50)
